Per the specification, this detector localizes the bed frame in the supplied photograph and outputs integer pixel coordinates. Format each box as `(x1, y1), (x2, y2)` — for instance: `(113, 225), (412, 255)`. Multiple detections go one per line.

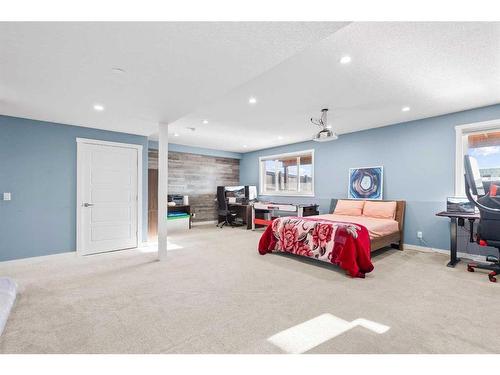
(329, 199), (406, 251)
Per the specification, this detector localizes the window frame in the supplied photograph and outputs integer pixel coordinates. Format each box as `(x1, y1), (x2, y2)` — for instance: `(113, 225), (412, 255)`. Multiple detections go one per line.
(259, 149), (315, 197)
(455, 119), (500, 196)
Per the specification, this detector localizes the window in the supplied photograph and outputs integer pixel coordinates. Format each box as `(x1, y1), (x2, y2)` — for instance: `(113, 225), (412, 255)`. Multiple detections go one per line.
(456, 120), (500, 195)
(259, 150), (314, 196)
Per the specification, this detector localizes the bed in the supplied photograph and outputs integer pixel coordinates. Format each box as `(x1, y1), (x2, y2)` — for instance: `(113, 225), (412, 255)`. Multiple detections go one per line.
(258, 199), (406, 278)
(328, 199), (406, 251)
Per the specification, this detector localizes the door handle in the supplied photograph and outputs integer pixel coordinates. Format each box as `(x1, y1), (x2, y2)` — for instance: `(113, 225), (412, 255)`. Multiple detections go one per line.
(83, 203), (95, 207)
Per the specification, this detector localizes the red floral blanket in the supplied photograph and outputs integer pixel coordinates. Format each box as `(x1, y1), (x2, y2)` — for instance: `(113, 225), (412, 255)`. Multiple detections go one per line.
(258, 216), (373, 278)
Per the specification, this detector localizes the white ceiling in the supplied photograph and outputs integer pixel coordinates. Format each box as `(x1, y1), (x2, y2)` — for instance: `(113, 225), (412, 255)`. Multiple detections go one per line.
(0, 22), (346, 135)
(171, 22), (500, 152)
(1, 22), (499, 153)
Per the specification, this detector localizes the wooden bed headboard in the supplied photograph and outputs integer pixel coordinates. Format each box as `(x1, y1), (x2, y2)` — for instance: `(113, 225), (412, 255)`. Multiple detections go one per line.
(394, 200), (406, 232)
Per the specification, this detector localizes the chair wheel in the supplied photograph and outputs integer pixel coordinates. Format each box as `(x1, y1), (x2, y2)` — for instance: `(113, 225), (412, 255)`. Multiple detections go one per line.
(467, 265), (475, 272)
(489, 275), (497, 282)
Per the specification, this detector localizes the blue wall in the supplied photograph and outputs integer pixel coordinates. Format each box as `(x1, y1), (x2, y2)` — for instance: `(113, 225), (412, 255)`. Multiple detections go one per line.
(148, 140), (242, 159)
(0, 115), (149, 262)
(240, 104), (500, 253)
(3, 103), (500, 261)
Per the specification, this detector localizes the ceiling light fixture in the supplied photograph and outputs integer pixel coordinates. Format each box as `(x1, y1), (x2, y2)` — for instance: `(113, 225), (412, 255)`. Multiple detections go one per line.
(311, 108), (338, 142)
(401, 106), (411, 112)
(174, 133), (179, 137)
(243, 145), (248, 148)
(248, 97), (257, 104)
(93, 104), (105, 112)
(340, 55), (352, 64)
(278, 136), (283, 140)
(202, 119), (209, 124)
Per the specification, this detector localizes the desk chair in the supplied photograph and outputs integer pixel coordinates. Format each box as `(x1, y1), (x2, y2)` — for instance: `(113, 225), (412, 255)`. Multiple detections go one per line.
(464, 155), (500, 282)
(216, 187), (242, 228)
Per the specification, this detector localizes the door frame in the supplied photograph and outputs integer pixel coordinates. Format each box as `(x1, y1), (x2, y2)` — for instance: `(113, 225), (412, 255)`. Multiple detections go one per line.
(76, 137), (143, 255)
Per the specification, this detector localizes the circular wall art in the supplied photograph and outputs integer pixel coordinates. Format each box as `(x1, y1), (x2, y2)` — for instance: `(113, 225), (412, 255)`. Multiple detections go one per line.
(348, 166), (383, 200)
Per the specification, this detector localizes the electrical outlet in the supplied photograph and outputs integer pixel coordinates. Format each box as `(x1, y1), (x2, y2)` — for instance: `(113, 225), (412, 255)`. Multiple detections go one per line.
(3, 192), (11, 201)
(417, 231), (423, 239)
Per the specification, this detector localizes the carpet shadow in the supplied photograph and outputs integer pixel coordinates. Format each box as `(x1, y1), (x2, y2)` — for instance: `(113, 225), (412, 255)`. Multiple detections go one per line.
(370, 246), (400, 260)
(272, 252), (347, 276)
(260, 246), (400, 280)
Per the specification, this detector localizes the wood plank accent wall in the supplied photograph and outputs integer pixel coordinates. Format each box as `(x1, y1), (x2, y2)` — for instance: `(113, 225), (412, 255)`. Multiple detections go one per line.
(148, 150), (240, 223)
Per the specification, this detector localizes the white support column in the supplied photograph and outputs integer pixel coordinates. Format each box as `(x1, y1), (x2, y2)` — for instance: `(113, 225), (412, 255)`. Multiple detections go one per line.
(158, 122), (169, 260)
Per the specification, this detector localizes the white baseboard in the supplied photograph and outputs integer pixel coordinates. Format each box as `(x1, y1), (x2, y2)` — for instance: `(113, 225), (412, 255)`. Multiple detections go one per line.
(192, 220), (217, 226)
(0, 250), (77, 265)
(403, 243), (487, 262)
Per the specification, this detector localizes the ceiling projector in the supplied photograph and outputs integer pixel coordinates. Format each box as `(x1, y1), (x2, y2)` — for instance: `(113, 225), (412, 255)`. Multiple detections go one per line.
(311, 108), (338, 142)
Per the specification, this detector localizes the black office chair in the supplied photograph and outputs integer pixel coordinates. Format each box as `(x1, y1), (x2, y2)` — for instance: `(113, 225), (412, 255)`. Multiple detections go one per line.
(216, 186), (242, 228)
(464, 155), (500, 282)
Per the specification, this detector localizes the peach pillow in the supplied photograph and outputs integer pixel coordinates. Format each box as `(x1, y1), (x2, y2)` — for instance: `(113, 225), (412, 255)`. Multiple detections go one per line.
(362, 201), (397, 220)
(334, 199), (365, 216)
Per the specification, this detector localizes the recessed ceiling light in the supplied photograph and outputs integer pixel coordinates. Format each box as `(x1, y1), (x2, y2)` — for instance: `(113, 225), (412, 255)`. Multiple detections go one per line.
(93, 104), (105, 112)
(278, 136), (283, 140)
(243, 145), (248, 148)
(401, 106), (411, 112)
(248, 97), (257, 104)
(202, 119), (209, 124)
(173, 133), (179, 137)
(340, 55), (352, 64)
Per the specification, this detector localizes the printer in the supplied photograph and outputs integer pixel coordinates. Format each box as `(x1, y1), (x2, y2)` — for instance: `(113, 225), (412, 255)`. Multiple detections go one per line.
(168, 194), (185, 205)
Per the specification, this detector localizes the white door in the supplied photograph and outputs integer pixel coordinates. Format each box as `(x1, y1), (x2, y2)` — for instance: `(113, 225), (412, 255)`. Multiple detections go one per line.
(77, 140), (140, 255)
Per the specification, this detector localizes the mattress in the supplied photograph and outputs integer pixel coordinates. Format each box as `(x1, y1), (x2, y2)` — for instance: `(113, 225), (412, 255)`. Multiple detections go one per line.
(314, 214), (399, 239)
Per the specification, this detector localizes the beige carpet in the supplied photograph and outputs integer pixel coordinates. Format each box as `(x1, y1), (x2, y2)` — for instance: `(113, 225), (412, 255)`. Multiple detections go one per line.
(0, 225), (498, 354)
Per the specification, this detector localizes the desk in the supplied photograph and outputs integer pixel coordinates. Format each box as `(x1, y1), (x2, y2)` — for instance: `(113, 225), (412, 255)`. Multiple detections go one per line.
(226, 203), (252, 230)
(252, 202), (319, 230)
(436, 211), (480, 267)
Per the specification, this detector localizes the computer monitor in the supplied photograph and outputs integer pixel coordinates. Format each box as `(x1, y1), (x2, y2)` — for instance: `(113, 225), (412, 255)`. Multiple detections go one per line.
(224, 186), (246, 199)
(222, 185), (258, 202)
(246, 185), (258, 201)
(464, 155), (485, 196)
